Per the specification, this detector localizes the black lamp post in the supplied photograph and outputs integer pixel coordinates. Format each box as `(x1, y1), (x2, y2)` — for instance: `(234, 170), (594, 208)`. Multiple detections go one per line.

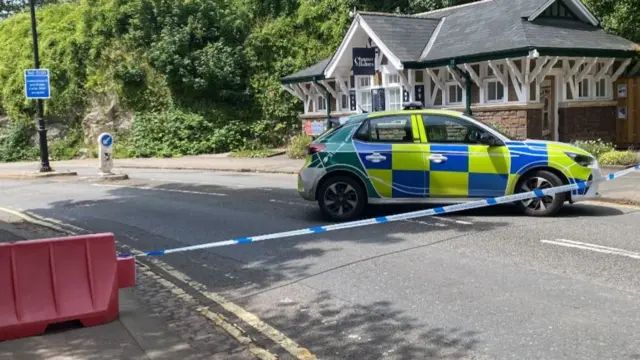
(28, 0), (51, 172)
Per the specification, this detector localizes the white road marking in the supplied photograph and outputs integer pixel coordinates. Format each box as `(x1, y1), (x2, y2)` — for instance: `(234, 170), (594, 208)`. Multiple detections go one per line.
(541, 239), (640, 260)
(433, 216), (473, 225)
(269, 199), (314, 207)
(92, 183), (227, 196)
(404, 219), (446, 227)
(0, 207), (315, 360)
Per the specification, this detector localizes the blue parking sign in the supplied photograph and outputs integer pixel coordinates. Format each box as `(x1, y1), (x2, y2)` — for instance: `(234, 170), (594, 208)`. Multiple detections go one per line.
(24, 69), (51, 99)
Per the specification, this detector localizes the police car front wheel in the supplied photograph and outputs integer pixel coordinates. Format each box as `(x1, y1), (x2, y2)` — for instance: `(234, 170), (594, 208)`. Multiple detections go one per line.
(318, 176), (366, 221)
(516, 170), (566, 216)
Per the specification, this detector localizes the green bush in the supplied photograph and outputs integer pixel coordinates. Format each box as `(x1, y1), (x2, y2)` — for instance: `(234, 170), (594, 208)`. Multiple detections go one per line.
(128, 109), (252, 158)
(572, 139), (614, 159)
(286, 133), (312, 159)
(598, 150), (638, 166)
(0, 120), (38, 162)
(49, 126), (83, 161)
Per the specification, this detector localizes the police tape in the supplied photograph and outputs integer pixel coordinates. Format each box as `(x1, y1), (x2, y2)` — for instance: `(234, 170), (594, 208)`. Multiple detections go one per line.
(119, 165), (640, 258)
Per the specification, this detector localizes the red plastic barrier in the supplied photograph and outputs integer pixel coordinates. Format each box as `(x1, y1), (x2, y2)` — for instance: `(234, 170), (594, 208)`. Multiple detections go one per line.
(0, 233), (136, 341)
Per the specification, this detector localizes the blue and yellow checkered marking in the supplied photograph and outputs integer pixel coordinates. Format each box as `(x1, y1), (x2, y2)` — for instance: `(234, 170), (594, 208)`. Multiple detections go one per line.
(355, 142), (426, 198)
(354, 139), (602, 199)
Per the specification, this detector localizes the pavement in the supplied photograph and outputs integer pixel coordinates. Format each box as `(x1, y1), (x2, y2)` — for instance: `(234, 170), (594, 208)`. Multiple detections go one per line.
(0, 212), (259, 360)
(0, 167), (640, 359)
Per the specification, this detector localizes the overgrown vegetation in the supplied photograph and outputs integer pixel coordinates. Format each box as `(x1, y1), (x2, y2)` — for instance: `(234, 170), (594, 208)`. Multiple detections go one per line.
(598, 150), (638, 166)
(571, 139), (615, 160)
(572, 139), (638, 166)
(0, 0), (639, 161)
(286, 133), (312, 159)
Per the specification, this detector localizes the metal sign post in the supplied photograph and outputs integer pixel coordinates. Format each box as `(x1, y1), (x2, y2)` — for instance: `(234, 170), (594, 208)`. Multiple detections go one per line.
(98, 133), (114, 175)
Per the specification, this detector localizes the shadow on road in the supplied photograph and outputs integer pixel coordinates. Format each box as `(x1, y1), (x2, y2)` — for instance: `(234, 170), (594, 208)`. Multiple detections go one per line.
(14, 178), (630, 359)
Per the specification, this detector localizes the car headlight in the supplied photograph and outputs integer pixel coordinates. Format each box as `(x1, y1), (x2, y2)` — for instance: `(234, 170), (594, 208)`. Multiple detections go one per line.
(565, 152), (596, 167)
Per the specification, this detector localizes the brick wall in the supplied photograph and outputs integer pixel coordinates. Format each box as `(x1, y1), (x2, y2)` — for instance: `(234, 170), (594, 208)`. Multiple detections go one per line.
(558, 106), (616, 142)
(526, 109), (543, 139)
(472, 109), (528, 139)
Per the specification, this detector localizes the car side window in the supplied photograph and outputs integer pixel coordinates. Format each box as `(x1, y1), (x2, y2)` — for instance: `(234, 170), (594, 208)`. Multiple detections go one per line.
(354, 115), (413, 143)
(422, 115), (484, 144)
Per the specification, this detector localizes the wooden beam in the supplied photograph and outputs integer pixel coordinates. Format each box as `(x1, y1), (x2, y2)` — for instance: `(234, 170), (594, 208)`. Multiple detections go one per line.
(523, 58), (531, 101)
(627, 60), (640, 78)
(446, 66), (465, 88)
(505, 61), (525, 102)
(487, 61), (508, 86)
(310, 82), (325, 96)
(536, 56), (559, 83)
(529, 56), (549, 83)
(334, 76), (350, 95)
(565, 57), (586, 80)
(594, 58), (615, 82)
(576, 57), (598, 83)
(282, 84), (305, 101)
(398, 70), (412, 92)
(460, 64), (481, 85)
(281, 84), (297, 97)
(612, 58), (632, 82)
(505, 58), (523, 84)
(295, 83), (310, 96)
(426, 68), (445, 90)
(319, 80), (338, 98)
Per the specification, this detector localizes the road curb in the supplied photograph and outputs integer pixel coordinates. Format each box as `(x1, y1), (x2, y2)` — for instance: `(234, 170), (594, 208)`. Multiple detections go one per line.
(0, 171), (78, 180)
(114, 164), (299, 175)
(592, 197), (640, 208)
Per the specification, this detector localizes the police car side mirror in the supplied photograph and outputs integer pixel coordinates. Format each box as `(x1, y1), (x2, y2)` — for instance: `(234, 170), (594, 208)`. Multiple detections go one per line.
(478, 132), (502, 146)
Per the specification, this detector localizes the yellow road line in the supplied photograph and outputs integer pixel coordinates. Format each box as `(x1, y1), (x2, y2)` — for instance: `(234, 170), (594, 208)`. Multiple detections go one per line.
(0, 207), (316, 360)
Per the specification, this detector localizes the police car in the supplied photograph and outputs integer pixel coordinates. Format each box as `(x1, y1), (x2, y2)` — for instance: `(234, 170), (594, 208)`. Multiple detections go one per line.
(297, 103), (602, 221)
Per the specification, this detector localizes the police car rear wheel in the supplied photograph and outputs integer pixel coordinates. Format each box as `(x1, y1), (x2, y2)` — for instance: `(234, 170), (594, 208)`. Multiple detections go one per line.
(516, 170), (565, 216)
(318, 176), (365, 221)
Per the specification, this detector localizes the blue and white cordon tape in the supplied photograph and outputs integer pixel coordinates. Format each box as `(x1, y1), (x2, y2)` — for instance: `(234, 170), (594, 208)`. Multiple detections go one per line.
(120, 165), (640, 258)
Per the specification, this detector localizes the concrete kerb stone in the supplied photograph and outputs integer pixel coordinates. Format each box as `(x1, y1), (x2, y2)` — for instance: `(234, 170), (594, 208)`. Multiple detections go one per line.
(97, 173), (130, 181)
(114, 164), (299, 175)
(0, 170), (78, 180)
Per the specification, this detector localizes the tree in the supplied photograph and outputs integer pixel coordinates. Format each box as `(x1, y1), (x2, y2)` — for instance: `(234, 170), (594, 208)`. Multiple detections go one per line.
(584, 0), (640, 43)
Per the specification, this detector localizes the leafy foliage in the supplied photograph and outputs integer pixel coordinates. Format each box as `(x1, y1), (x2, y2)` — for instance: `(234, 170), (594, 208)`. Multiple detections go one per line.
(286, 133), (312, 159)
(584, 0), (640, 43)
(0, 119), (38, 162)
(571, 139), (615, 159)
(598, 150), (638, 166)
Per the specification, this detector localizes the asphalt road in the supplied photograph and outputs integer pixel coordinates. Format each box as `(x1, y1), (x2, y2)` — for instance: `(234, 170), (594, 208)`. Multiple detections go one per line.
(1, 168), (639, 360)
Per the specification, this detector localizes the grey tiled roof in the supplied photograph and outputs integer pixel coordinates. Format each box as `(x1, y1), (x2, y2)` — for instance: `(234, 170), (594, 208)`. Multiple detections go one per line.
(522, 18), (639, 51)
(280, 58), (331, 83)
(359, 13), (440, 61)
(281, 0), (639, 83)
(417, 0), (544, 62)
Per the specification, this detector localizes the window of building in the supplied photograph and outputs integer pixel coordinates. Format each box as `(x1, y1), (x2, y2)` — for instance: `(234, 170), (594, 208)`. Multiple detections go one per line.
(485, 64), (505, 103)
(447, 84), (463, 104)
(444, 69), (464, 105)
(385, 73), (403, 110)
(341, 93), (350, 111)
(316, 94), (326, 111)
(486, 80), (505, 102)
(577, 63), (590, 99)
(594, 63), (608, 98)
(422, 115), (484, 144)
(355, 115), (413, 143)
(356, 76), (373, 113)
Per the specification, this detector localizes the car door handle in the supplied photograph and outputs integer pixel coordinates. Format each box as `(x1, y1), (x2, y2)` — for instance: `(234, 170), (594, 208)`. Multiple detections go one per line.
(365, 153), (387, 163)
(428, 154), (448, 163)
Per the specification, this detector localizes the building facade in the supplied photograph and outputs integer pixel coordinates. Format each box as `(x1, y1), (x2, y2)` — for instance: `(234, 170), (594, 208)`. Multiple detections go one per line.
(280, 0), (640, 147)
